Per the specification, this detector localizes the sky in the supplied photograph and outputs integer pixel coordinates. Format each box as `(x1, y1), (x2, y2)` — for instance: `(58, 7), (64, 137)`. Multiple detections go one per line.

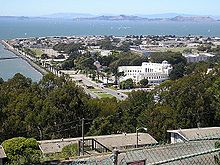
(1, 0), (220, 16)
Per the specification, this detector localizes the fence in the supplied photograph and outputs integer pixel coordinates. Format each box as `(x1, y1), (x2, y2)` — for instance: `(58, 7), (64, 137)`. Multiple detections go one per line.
(120, 132), (220, 165)
(63, 132), (220, 165)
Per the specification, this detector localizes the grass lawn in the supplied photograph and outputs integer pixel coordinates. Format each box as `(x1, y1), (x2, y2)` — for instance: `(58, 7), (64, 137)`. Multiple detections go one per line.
(97, 93), (115, 98)
(90, 88), (102, 92)
(122, 91), (131, 95)
(31, 48), (44, 57)
(89, 88), (115, 98)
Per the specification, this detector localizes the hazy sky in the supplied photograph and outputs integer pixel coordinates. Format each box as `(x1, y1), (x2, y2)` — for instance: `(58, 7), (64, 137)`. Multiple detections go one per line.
(1, 0), (220, 16)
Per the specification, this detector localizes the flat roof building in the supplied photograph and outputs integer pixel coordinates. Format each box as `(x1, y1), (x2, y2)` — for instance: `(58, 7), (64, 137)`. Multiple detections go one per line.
(183, 53), (215, 63)
(167, 127), (220, 144)
(118, 61), (173, 85)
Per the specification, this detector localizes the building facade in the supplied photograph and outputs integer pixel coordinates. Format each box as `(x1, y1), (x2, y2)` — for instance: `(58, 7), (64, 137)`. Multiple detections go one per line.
(118, 61), (173, 85)
(183, 53), (215, 63)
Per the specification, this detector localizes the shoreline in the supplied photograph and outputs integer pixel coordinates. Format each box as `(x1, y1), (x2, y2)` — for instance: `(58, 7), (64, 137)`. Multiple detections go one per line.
(0, 40), (48, 76)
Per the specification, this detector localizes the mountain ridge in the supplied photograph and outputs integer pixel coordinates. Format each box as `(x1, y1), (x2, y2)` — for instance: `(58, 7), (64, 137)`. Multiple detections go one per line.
(75, 15), (217, 22)
(0, 14), (219, 22)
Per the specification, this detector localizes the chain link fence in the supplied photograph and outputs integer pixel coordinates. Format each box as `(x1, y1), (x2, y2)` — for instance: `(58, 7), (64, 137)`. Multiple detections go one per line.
(61, 132), (220, 165)
(120, 132), (220, 165)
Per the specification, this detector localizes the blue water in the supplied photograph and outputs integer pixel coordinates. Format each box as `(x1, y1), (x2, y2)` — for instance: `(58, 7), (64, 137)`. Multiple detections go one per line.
(0, 18), (220, 39)
(0, 44), (42, 81)
(0, 18), (220, 81)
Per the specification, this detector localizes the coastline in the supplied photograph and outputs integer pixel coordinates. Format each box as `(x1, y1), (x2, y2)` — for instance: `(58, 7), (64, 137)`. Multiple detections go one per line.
(0, 40), (48, 76)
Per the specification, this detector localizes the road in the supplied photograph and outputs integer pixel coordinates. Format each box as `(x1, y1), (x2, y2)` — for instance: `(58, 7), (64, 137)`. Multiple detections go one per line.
(70, 74), (128, 100)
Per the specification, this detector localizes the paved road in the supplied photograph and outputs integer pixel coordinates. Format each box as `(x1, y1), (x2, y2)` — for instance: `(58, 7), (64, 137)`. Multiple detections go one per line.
(70, 74), (128, 100)
(103, 87), (128, 100)
(70, 74), (99, 99)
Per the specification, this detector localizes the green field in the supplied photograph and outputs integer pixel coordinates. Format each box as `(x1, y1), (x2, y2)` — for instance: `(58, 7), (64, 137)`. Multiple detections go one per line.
(122, 91), (131, 95)
(31, 48), (44, 57)
(97, 93), (115, 98)
(89, 88), (115, 98)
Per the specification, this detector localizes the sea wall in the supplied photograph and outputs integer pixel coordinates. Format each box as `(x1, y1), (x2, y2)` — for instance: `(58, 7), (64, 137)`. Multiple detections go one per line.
(0, 40), (48, 76)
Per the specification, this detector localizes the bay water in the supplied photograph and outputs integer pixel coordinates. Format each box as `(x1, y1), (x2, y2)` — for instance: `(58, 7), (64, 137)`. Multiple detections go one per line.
(1, 18), (220, 81)
(0, 44), (42, 81)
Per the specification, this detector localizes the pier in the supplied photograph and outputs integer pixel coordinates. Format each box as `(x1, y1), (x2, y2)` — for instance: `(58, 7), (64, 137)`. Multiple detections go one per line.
(0, 57), (20, 60)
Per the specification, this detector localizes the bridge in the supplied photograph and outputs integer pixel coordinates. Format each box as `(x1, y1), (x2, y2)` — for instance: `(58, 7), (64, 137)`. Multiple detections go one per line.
(0, 57), (20, 60)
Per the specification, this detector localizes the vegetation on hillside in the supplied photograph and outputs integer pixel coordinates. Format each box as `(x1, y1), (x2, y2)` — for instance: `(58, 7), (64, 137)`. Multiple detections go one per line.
(1, 43), (220, 149)
(1, 58), (220, 143)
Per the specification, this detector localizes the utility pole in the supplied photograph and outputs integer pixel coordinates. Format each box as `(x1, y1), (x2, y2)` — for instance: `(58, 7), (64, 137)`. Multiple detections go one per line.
(82, 118), (85, 155)
(37, 126), (43, 140)
(136, 127), (147, 148)
(136, 127), (138, 148)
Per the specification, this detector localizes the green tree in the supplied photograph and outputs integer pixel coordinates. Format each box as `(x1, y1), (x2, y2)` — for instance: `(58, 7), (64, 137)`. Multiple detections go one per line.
(169, 62), (186, 80)
(62, 144), (78, 158)
(98, 37), (115, 50)
(41, 54), (49, 59)
(120, 79), (134, 89)
(2, 137), (42, 165)
(197, 45), (211, 52)
(139, 78), (149, 87)
(150, 51), (187, 66)
(0, 78), (3, 84)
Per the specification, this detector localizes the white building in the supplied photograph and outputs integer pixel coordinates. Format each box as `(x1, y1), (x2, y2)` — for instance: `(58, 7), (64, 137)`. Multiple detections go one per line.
(183, 53), (215, 63)
(118, 61), (173, 85)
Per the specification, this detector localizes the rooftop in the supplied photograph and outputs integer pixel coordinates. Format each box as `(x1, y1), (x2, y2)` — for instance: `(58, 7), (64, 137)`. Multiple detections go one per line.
(167, 127), (220, 140)
(120, 140), (219, 164)
(39, 133), (157, 154)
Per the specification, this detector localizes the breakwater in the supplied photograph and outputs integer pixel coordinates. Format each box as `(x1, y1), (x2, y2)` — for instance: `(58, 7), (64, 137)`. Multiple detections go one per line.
(1, 40), (48, 76)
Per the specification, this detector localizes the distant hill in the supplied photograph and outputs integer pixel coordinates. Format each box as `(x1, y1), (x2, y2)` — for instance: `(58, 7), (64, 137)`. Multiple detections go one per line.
(0, 14), (219, 22)
(137, 13), (196, 19)
(81, 15), (146, 21)
(170, 16), (216, 22)
(75, 15), (218, 22)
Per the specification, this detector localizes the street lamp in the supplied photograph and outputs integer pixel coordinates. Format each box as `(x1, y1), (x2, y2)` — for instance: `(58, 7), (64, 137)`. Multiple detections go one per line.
(136, 127), (148, 148)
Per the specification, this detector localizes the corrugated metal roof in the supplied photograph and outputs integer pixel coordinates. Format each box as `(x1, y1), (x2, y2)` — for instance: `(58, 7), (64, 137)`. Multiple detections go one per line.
(120, 140), (218, 164)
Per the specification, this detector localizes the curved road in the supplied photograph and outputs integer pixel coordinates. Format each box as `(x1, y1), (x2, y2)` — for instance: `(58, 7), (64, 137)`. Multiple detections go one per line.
(70, 74), (128, 100)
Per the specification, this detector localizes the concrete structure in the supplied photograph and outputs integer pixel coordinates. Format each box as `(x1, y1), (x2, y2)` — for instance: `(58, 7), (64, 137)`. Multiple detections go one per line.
(89, 49), (112, 57)
(167, 127), (220, 144)
(118, 61), (173, 85)
(0, 146), (7, 165)
(100, 50), (112, 56)
(39, 133), (157, 155)
(183, 53), (215, 63)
